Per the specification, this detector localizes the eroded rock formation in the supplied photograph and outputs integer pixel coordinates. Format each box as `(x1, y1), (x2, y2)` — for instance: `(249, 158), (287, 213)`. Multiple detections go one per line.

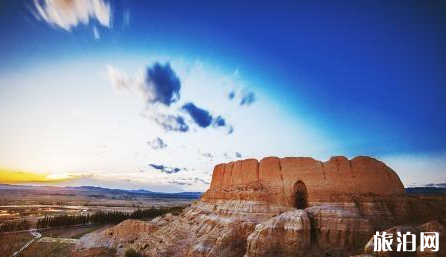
(73, 156), (446, 257)
(245, 209), (311, 257)
(203, 156), (405, 205)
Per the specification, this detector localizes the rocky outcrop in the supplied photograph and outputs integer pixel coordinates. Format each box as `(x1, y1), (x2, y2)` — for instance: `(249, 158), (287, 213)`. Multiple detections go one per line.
(306, 203), (374, 254)
(133, 201), (258, 257)
(73, 156), (446, 257)
(75, 217), (174, 255)
(245, 210), (311, 257)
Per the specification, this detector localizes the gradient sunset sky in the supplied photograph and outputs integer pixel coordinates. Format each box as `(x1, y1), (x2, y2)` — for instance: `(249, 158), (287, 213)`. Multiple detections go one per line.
(0, 0), (445, 192)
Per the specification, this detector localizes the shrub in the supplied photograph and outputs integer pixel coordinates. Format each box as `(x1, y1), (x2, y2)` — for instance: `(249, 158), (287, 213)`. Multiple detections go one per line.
(125, 248), (142, 257)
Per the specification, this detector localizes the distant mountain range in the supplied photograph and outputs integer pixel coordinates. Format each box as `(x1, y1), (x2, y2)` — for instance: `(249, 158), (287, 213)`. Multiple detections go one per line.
(405, 183), (446, 194)
(1, 183), (445, 197)
(0, 184), (202, 199)
(405, 187), (446, 194)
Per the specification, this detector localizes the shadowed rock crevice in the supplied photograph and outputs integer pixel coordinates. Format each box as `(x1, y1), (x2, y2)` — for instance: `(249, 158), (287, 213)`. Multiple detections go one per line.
(294, 180), (308, 209)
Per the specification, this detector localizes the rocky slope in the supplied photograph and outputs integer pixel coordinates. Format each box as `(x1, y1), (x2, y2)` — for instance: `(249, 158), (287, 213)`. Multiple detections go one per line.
(72, 156), (446, 257)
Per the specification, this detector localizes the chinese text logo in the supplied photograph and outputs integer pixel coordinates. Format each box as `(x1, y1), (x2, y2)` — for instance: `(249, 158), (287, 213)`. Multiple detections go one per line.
(373, 231), (439, 252)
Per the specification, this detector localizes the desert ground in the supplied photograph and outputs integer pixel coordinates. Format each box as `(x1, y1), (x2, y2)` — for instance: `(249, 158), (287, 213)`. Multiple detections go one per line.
(0, 184), (198, 257)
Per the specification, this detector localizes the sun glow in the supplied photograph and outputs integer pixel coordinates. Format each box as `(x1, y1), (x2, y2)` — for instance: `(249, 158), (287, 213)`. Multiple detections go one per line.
(0, 168), (74, 183)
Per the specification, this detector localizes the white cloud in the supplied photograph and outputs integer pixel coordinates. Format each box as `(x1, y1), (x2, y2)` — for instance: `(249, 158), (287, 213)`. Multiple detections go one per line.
(33, 0), (111, 31)
(106, 63), (233, 133)
(106, 64), (177, 107)
(106, 65), (183, 132)
(381, 152), (446, 186)
(106, 65), (131, 89)
(106, 65), (147, 101)
(147, 137), (168, 150)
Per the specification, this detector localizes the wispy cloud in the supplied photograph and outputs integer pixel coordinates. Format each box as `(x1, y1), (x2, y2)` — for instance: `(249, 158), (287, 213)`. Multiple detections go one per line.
(222, 152), (243, 160)
(168, 177), (209, 186)
(201, 152), (213, 161)
(212, 116), (233, 134)
(240, 90), (256, 106)
(148, 164), (186, 174)
(152, 113), (189, 132)
(33, 0), (111, 31)
(147, 137), (167, 150)
(418, 182), (446, 188)
(228, 88), (256, 106)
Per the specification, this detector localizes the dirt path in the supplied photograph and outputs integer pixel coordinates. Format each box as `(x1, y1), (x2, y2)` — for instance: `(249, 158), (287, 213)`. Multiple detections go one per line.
(0, 224), (96, 235)
(38, 237), (78, 244)
(12, 229), (41, 257)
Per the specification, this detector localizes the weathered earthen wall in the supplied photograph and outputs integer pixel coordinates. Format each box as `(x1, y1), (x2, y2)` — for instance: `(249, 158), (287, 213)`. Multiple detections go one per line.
(202, 156), (405, 206)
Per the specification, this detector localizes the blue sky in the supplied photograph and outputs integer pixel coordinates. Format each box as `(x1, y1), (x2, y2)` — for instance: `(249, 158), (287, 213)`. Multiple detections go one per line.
(0, 0), (445, 191)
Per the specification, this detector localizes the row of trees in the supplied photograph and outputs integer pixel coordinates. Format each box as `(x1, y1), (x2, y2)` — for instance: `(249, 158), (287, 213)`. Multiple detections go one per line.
(36, 206), (185, 229)
(0, 219), (31, 232)
(37, 213), (90, 228)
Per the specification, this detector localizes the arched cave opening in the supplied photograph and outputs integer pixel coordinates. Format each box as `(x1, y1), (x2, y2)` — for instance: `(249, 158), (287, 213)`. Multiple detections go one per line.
(294, 180), (308, 209)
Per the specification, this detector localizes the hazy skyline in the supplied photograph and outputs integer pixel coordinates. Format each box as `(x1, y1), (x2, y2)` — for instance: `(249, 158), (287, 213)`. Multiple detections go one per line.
(0, 0), (445, 192)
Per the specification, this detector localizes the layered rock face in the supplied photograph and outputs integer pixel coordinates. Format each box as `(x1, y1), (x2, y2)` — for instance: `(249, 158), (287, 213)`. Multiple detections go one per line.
(245, 209), (311, 257)
(202, 156), (405, 206)
(76, 218), (172, 254)
(73, 156), (446, 257)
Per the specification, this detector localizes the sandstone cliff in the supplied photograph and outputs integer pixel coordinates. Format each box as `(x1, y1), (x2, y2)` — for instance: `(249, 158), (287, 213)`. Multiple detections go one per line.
(72, 156), (446, 257)
(202, 156), (405, 206)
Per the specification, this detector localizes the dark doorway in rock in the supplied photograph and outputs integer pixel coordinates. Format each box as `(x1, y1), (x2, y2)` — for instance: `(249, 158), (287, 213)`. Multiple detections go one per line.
(294, 180), (308, 209)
